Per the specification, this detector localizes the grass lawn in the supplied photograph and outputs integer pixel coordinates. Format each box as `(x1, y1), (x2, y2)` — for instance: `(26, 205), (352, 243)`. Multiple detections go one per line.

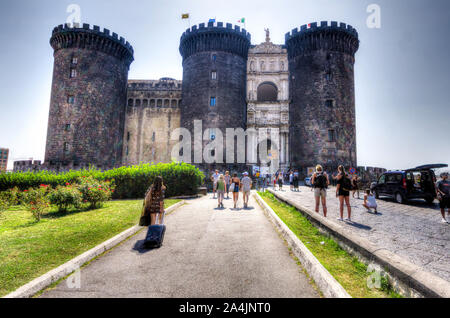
(258, 191), (402, 298)
(0, 199), (180, 297)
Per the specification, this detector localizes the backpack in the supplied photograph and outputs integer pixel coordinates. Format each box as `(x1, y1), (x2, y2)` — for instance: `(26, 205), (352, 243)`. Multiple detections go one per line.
(341, 174), (352, 191)
(314, 172), (327, 189)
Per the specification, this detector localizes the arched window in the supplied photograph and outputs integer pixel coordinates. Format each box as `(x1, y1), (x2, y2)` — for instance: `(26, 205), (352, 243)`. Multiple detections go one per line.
(135, 99), (141, 107)
(171, 99), (178, 107)
(128, 99), (133, 107)
(150, 99), (155, 107)
(164, 99), (170, 107)
(257, 82), (278, 102)
(143, 99), (148, 107)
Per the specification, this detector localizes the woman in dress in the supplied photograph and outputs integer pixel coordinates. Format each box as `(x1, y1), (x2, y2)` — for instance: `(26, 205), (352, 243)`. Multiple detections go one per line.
(231, 173), (241, 209)
(140, 176), (166, 226)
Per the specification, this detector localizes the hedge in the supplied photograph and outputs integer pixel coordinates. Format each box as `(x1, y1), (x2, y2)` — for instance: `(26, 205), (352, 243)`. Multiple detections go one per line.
(0, 162), (205, 199)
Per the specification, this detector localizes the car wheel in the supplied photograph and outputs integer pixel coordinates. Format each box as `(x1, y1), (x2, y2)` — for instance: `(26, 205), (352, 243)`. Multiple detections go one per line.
(395, 192), (404, 204)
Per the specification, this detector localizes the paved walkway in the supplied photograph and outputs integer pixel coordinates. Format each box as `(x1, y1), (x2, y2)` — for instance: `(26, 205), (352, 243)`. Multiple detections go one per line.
(40, 194), (318, 298)
(270, 186), (450, 282)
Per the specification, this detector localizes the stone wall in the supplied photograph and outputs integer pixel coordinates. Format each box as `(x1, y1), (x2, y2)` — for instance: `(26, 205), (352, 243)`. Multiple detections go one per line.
(123, 79), (181, 165)
(179, 22), (251, 167)
(44, 24), (133, 171)
(286, 22), (359, 174)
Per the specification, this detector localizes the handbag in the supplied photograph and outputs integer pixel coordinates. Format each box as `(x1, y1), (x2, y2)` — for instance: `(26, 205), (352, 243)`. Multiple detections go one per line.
(229, 183), (235, 192)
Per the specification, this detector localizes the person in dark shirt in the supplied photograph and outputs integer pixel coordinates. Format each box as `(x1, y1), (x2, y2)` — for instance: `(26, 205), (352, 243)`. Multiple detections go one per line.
(436, 172), (450, 224)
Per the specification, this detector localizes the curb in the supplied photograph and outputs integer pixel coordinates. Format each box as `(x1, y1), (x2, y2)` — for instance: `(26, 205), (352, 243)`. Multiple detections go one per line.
(3, 200), (186, 298)
(254, 192), (351, 298)
(267, 189), (450, 298)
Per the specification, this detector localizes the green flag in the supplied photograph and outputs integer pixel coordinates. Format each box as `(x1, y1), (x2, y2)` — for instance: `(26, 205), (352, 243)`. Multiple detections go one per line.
(237, 18), (245, 23)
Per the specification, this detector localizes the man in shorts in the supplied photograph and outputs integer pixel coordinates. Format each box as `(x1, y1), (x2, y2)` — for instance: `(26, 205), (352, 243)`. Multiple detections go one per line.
(211, 170), (220, 199)
(241, 172), (253, 209)
(436, 172), (450, 224)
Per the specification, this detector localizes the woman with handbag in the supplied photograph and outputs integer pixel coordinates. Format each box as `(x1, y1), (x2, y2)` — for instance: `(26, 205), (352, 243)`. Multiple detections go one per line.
(139, 176), (166, 226)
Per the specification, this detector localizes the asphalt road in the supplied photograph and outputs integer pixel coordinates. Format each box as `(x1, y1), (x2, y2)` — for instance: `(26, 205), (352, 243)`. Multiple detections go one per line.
(40, 194), (319, 298)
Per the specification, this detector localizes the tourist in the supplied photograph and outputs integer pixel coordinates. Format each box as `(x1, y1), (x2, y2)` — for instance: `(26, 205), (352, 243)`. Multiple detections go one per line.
(224, 171), (231, 199)
(289, 171), (294, 191)
(362, 189), (378, 213)
(293, 169), (299, 191)
(139, 176), (166, 226)
(273, 173), (277, 190)
(311, 165), (329, 217)
(241, 172), (253, 209)
(216, 174), (226, 209)
(211, 169), (220, 199)
(436, 172), (450, 223)
(230, 173), (241, 209)
(351, 175), (360, 199)
(277, 171), (284, 191)
(336, 165), (352, 222)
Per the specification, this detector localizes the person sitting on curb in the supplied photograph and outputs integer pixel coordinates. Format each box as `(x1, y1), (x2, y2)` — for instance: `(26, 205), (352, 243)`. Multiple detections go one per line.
(362, 189), (378, 214)
(311, 165), (329, 217)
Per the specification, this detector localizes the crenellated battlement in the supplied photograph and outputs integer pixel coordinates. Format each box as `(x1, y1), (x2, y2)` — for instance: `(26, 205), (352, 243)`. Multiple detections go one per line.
(50, 23), (134, 66)
(179, 21), (251, 61)
(285, 21), (359, 57)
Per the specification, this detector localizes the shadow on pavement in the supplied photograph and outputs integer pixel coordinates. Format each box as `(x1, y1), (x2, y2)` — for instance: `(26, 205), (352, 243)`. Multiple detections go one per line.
(132, 239), (159, 254)
(345, 221), (372, 230)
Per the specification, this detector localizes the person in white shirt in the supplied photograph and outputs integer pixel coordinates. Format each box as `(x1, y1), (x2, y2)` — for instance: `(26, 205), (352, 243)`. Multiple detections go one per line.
(363, 190), (378, 213)
(240, 172), (253, 209)
(211, 170), (220, 199)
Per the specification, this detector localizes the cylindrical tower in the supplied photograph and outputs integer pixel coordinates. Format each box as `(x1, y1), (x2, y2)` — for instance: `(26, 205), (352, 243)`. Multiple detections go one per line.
(179, 22), (251, 168)
(285, 21), (359, 173)
(44, 23), (134, 171)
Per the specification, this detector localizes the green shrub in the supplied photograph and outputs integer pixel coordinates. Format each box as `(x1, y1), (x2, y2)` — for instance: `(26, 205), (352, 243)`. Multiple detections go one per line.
(48, 184), (83, 212)
(77, 176), (113, 209)
(0, 187), (20, 206)
(21, 186), (51, 222)
(0, 162), (204, 199)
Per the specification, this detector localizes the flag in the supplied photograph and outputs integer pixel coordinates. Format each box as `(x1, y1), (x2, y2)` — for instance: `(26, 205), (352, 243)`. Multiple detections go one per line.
(208, 18), (215, 23)
(181, 13), (189, 19)
(307, 23), (311, 28)
(237, 17), (245, 23)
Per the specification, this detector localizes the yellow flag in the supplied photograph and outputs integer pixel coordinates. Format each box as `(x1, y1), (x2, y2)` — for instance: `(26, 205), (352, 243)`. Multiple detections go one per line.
(181, 13), (189, 19)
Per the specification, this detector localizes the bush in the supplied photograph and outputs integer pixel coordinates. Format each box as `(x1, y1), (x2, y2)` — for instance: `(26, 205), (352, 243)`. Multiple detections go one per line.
(48, 184), (83, 212)
(77, 177), (113, 209)
(21, 186), (51, 221)
(0, 194), (11, 217)
(0, 187), (20, 206)
(0, 162), (204, 199)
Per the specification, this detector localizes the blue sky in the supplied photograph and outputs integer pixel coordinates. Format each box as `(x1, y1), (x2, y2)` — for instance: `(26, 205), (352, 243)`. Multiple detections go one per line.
(0, 0), (449, 170)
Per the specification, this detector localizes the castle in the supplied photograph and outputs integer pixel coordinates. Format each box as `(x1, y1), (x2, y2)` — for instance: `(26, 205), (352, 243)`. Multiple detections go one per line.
(44, 21), (359, 176)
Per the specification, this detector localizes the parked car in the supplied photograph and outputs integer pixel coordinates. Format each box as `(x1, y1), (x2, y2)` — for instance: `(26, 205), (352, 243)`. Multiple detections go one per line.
(370, 164), (448, 204)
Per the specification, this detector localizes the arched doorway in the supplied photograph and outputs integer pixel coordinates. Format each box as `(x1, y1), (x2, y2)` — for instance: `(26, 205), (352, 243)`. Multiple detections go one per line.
(257, 82), (278, 102)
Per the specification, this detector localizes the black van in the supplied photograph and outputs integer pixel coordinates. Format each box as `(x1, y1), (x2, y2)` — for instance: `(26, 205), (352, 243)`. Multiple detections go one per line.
(370, 164), (448, 204)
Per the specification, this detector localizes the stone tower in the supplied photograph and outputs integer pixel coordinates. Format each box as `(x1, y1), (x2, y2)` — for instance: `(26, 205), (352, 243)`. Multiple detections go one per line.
(179, 22), (251, 168)
(44, 23), (134, 171)
(285, 21), (359, 173)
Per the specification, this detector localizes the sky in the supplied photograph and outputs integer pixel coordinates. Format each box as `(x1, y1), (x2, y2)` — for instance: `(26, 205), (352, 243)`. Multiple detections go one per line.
(0, 0), (449, 171)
